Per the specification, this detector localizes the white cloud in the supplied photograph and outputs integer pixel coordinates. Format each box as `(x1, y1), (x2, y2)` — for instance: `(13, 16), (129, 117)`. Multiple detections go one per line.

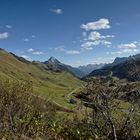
(118, 43), (137, 49)
(100, 40), (112, 45)
(122, 48), (139, 53)
(81, 18), (110, 31)
(32, 51), (44, 55)
(27, 48), (34, 52)
(27, 48), (45, 55)
(81, 41), (96, 49)
(23, 35), (36, 42)
(81, 40), (112, 50)
(110, 49), (139, 55)
(5, 25), (12, 29)
(87, 32), (115, 41)
(88, 31), (101, 41)
(54, 46), (81, 55)
(80, 23), (114, 50)
(66, 50), (80, 54)
(54, 46), (65, 52)
(23, 38), (29, 42)
(118, 42), (139, 54)
(51, 8), (63, 14)
(108, 42), (139, 56)
(21, 55), (32, 61)
(0, 32), (9, 39)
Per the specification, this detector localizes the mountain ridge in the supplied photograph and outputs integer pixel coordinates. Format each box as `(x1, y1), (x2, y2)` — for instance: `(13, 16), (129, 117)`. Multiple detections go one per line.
(43, 56), (86, 78)
(86, 53), (140, 82)
(78, 63), (104, 75)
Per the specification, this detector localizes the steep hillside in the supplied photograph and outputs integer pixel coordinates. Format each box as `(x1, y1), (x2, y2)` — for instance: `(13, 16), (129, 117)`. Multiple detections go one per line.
(87, 56), (140, 82)
(106, 57), (128, 67)
(0, 49), (83, 106)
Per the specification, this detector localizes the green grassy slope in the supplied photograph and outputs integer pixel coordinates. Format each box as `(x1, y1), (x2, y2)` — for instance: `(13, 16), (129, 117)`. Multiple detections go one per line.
(0, 49), (83, 107)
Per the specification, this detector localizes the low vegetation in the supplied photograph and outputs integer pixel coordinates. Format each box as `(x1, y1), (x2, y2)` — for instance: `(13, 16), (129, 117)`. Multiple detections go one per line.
(75, 78), (140, 139)
(1, 77), (140, 139)
(0, 78), (57, 139)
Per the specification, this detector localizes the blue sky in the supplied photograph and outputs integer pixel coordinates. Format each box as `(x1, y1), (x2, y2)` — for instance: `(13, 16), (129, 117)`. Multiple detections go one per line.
(0, 0), (140, 66)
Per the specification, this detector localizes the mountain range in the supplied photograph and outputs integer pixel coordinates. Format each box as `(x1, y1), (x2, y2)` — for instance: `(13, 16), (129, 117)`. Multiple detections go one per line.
(1, 47), (140, 83)
(78, 64), (104, 76)
(42, 57), (104, 78)
(87, 54), (140, 82)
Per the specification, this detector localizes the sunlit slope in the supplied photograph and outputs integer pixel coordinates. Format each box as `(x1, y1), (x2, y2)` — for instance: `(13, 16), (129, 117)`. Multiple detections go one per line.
(0, 49), (83, 105)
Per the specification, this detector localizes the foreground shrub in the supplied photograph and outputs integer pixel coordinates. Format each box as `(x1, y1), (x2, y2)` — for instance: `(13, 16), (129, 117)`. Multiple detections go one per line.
(0, 78), (56, 139)
(75, 78), (140, 139)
